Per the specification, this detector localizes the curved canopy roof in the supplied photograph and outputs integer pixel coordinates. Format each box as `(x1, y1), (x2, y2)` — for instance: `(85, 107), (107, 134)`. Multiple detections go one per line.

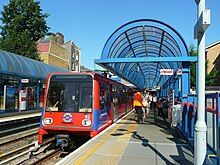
(0, 50), (68, 79)
(96, 19), (191, 89)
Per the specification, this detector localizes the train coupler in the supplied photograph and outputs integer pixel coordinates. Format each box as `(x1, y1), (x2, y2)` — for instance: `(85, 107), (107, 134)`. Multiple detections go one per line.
(56, 134), (69, 151)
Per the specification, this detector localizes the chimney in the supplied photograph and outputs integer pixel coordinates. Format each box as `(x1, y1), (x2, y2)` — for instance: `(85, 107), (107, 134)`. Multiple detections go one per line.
(55, 32), (64, 45)
(48, 33), (56, 42)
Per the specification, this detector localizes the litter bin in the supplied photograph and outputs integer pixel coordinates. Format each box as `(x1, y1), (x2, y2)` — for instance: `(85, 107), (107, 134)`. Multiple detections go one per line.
(172, 104), (182, 127)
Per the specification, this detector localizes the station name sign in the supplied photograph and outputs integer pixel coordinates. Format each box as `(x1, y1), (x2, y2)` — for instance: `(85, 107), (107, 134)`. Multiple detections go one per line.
(160, 69), (174, 75)
(21, 79), (29, 83)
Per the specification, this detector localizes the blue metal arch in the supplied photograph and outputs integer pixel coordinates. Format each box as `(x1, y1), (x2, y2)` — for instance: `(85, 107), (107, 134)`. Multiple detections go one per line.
(97, 19), (189, 89)
(109, 26), (182, 59)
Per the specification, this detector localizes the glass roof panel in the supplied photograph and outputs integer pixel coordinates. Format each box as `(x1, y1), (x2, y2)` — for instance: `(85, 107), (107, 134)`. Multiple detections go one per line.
(0, 50), (68, 79)
(99, 19), (189, 89)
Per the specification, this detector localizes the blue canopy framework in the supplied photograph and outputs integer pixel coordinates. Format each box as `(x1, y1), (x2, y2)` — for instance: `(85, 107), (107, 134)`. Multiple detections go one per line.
(0, 50), (68, 110)
(0, 50), (68, 79)
(95, 19), (197, 98)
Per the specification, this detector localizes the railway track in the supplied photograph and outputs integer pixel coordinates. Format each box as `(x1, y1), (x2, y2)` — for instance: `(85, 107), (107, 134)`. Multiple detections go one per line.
(0, 135), (89, 165)
(0, 138), (55, 165)
(0, 128), (38, 147)
(0, 116), (40, 138)
(29, 148), (61, 165)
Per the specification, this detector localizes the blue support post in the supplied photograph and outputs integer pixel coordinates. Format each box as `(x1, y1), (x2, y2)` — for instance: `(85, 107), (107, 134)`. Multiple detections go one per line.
(188, 95), (194, 139)
(181, 62), (190, 97)
(174, 78), (179, 98)
(17, 81), (23, 111)
(36, 82), (40, 108)
(181, 62), (190, 134)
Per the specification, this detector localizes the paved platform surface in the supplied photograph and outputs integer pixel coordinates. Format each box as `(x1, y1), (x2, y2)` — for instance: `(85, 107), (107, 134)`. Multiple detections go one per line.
(0, 109), (41, 123)
(57, 110), (194, 165)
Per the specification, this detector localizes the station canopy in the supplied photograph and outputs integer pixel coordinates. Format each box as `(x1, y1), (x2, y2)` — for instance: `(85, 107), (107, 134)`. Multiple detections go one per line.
(0, 50), (68, 79)
(95, 19), (191, 89)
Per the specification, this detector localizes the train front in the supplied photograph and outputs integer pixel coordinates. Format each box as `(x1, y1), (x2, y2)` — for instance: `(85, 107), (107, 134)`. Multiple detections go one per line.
(38, 73), (93, 148)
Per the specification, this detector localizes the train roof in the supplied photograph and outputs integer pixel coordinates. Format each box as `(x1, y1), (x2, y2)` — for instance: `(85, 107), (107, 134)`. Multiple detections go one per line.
(47, 71), (134, 89)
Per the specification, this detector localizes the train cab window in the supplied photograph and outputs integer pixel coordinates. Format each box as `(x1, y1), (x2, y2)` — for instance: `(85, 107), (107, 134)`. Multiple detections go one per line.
(46, 75), (93, 113)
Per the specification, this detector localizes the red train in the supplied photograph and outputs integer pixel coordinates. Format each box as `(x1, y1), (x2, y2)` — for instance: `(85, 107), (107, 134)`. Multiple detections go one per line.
(38, 72), (133, 148)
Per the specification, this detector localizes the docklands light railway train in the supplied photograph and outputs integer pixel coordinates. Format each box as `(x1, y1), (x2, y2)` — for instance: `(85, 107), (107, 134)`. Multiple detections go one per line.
(38, 72), (134, 149)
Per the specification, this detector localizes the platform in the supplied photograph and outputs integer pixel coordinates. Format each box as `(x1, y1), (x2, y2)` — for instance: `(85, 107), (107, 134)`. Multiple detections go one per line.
(0, 109), (41, 123)
(57, 110), (194, 165)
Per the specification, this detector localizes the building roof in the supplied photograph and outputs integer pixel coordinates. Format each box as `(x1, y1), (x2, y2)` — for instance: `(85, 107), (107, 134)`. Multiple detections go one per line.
(0, 50), (68, 79)
(206, 40), (220, 49)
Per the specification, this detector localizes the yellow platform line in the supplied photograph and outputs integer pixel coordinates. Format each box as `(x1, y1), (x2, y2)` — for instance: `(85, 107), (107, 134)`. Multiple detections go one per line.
(74, 123), (124, 165)
(97, 123), (138, 165)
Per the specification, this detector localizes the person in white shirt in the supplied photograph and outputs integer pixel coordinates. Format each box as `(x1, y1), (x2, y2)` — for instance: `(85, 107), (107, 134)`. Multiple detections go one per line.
(142, 88), (150, 118)
(150, 93), (157, 112)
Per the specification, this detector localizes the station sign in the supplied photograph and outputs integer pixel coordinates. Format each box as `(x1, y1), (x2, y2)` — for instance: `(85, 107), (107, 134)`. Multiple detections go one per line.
(160, 69), (173, 75)
(21, 79), (29, 83)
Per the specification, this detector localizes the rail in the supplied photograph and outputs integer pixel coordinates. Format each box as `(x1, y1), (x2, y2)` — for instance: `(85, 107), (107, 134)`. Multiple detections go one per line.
(180, 92), (220, 164)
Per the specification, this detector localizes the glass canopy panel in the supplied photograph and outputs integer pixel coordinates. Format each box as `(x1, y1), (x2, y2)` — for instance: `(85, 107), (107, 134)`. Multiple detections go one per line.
(100, 19), (189, 88)
(0, 50), (68, 79)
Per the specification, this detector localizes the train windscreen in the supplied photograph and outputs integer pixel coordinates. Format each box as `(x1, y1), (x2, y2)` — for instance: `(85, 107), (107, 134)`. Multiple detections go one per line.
(45, 74), (93, 113)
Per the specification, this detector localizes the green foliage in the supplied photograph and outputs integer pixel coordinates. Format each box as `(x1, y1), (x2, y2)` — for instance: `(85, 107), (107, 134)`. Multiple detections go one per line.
(189, 44), (218, 87)
(0, 0), (49, 60)
(205, 60), (218, 86)
(189, 44), (197, 87)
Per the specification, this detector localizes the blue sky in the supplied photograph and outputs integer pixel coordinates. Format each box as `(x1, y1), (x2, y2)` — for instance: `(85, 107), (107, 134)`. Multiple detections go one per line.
(0, 0), (219, 69)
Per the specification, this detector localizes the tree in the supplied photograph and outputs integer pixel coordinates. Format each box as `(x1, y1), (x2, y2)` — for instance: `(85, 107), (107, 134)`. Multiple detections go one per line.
(0, 0), (49, 60)
(189, 44), (197, 87)
(189, 44), (218, 87)
(205, 60), (218, 86)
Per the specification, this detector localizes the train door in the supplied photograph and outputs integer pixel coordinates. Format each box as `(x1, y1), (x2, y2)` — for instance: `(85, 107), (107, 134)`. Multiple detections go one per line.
(112, 85), (119, 122)
(99, 81), (111, 122)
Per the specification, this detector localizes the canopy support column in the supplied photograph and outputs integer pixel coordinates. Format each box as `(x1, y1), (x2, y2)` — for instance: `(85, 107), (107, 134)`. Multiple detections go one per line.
(181, 62), (190, 98)
(194, 0), (210, 164)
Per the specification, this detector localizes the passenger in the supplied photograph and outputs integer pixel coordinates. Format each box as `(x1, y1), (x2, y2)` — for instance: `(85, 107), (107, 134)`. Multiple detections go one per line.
(150, 93), (157, 112)
(142, 88), (150, 118)
(133, 89), (143, 123)
(156, 98), (164, 117)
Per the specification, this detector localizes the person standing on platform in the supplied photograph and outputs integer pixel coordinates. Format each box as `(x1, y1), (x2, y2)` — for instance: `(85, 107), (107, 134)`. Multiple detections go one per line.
(133, 90), (143, 123)
(156, 98), (164, 117)
(150, 93), (157, 120)
(142, 88), (150, 118)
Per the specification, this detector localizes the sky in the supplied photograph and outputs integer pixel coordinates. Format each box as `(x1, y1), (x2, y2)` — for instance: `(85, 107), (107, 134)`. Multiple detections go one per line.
(0, 0), (219, 70)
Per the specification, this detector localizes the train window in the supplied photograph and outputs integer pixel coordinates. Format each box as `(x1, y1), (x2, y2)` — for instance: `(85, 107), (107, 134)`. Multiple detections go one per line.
(99, 82), (111, 110)
(46, 75), (93, 112)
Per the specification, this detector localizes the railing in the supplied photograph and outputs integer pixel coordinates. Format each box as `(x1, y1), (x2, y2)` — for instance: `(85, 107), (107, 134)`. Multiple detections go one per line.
(180, 92), (220, 164)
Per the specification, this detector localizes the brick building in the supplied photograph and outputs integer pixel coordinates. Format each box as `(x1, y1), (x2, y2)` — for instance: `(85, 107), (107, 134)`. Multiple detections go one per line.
(37, 33), (80, 71)
(63, 41), (80, 71)
(206, 41), (220, 85)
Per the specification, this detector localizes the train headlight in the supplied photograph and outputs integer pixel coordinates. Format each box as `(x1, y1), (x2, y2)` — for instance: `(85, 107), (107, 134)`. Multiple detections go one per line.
(44, 118), (53, 125)
(82, 119), (92, 127)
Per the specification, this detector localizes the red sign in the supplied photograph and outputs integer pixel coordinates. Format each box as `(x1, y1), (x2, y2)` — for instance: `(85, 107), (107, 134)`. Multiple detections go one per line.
(160, 69), (174, 75)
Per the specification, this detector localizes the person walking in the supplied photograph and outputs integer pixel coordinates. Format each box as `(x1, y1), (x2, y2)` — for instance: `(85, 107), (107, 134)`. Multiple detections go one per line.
(133, 90), (143, 123)
(150, 93), (157, 121)
(142, 88), (150, 118)
(151, 93), (157, 111)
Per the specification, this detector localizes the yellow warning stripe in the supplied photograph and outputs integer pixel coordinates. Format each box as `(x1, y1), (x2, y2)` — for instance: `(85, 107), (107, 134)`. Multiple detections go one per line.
(74, 123), (123, 165)
(96, 123), (138, 165)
